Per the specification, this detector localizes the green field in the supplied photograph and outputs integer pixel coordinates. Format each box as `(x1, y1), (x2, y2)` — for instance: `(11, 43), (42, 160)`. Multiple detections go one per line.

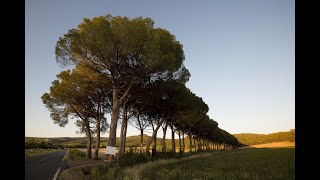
(137, 148), (295, 180)
(59, 147), (295, 180)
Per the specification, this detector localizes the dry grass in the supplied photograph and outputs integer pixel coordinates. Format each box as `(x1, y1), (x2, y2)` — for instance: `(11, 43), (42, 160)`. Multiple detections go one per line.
(25, 149), (61, 158)
(240, 141), (295, 149)
(77, 148), (106, 159)
(251, 141), (295, 148)
(58, 164), (99, 180)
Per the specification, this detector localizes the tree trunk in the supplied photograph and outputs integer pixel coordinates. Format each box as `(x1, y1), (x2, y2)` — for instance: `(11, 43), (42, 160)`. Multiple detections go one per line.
(145, 118), (165, 155)
(202, 139), (205, 150)
(178, 130), (182, 153)
(202, 139), (204, 150)
(171, 125), (176, 153)
(202, 140), (204, 150)
(108, 89), (120, 147)
(182, 132), (185, 153)
(154, 133), (157, 151)
(140, 129), (143, 153)
(94, 103), (101, 160)
(189, 133), (192, 152)
(85, 119), (92, 159)
(193, 137), (196, 152)
(122, 108), (128, 154)
(205, 140), (208, 150)
(119, 101), (127, 155)
(151, 123), (157, 149)
(162, 122), (168, 152)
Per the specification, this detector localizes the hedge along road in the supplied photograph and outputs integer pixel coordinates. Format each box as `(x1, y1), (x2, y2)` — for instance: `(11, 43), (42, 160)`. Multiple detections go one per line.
(25, 150), (67, 180)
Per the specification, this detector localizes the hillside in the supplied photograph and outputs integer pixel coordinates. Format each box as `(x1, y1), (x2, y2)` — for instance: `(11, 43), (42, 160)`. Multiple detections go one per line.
(234, 130), (295, 146)
(25, 130), (295, 149)
(25, 134), (182, 149)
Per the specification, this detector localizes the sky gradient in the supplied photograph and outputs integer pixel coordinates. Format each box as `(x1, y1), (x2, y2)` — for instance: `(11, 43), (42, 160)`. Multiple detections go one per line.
(26, 0), (295, 138)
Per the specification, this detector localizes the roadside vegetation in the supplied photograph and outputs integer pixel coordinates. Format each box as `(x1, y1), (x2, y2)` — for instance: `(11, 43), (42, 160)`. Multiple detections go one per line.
(59, 148), (294, 180)
(66, 148), (87, 161)
(25, 149), (61, 158)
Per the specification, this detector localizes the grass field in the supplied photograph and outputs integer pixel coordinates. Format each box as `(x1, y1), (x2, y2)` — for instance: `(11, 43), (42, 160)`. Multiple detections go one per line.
(135, 148), (295, 180)
(60, 147), (295, 179)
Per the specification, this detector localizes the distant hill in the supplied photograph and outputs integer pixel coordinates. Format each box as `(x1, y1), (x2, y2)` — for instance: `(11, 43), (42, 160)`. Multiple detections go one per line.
(25, 134), (180, 149)
(233, 130), (295, 146)
(25, 130), (295, 148)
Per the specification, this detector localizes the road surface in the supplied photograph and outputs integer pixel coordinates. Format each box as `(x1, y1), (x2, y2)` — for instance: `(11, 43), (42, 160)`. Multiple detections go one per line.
(25, 150), (67, 180)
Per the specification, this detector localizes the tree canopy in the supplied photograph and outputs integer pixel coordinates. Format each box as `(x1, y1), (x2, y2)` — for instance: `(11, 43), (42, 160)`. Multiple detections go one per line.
(42, 14), (241, 159)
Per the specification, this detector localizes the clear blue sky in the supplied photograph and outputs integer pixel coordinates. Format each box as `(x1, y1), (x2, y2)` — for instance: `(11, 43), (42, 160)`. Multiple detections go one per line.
(26, 0), (295, 138)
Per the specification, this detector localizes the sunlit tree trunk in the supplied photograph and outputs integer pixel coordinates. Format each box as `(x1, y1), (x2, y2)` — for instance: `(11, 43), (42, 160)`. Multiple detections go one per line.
(122, 108), (128, 154)
(119, 101), (127, 155)
(108, 85), (131, 157)
(108, 89), (120, 148)
(85, 118), (92, 159)
(94, 102), (101, 159)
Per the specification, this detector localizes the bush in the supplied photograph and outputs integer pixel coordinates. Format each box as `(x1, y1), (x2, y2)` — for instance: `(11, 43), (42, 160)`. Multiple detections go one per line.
(118, 150), (148, 168)
(68, 148), (86, 160)
(90, 165), (108, 180)
(155, 151), (179, 160)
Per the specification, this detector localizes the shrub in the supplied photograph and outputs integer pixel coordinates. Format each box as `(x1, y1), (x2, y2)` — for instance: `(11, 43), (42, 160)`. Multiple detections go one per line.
(118, 151), (148, 168)
(90, 165), (108, 180)
(68, 148), (86, 160)
(155, 151), (179, 160)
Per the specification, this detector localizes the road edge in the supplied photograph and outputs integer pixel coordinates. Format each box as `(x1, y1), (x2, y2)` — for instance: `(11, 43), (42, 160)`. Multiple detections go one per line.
(53, 149), (69, 180)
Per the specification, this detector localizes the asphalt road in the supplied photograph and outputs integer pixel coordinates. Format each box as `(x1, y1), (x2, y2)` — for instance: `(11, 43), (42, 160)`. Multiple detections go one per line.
(25, 150), (67, 180)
